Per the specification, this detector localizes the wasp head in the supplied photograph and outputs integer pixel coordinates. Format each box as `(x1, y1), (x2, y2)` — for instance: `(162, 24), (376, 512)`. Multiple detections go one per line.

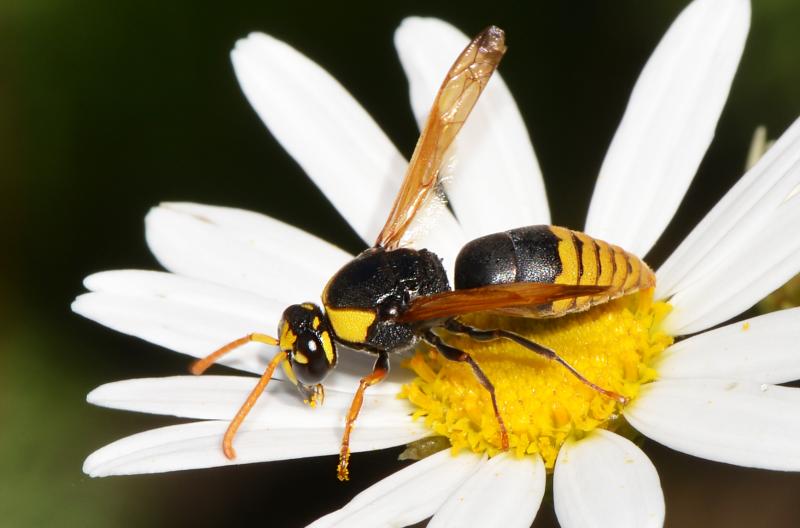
(278, 303), (337, 405)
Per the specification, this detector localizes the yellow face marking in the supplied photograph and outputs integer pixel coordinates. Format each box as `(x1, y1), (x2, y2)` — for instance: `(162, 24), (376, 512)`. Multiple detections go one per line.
(313, 316), (321, 329)
(293, 351), (309, 364)
(279, 321), (297, 351)
(326, 307), (376, 344)
(320, 330), (335, 365)
(281, 359), (299, 385)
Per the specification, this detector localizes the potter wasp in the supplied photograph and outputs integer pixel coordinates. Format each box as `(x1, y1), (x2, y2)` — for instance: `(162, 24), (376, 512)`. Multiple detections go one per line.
(192, 25), (654, 481)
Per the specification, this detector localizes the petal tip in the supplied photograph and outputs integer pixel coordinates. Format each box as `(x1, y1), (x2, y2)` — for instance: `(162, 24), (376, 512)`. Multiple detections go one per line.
(71, 294), (92, 316)
(85, 384), (106, 405)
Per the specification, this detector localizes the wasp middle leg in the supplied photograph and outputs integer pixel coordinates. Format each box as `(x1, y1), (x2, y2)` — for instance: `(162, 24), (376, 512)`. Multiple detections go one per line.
(443, 318), (627, 404)
(422, 329), (509, 450)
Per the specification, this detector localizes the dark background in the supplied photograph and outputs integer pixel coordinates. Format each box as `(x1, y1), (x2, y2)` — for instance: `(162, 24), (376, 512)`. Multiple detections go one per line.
(2, 0), (799, 526)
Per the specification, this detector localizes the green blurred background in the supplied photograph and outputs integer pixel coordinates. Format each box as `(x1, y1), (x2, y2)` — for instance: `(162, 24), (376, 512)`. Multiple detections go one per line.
(2, 0), (799, 526)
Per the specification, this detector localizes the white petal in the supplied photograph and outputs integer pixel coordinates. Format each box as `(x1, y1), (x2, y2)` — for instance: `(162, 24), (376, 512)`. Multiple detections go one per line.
(395, 17), (549, 240)
(625, 379), (800, 471)
(658, 118), (800, 300)
(231, 32), (464, 248)
(657, 118), (800, 335)
(87, 376), (414, 425)
(553, 430), (664, 528)
(72, 271), (411, 393)
(84, 419), (428, 477)
(83, 269), (280, 324)
(308, 450), (483, 528)
(656, 307), (800, 384)
(586, 0), (750, 256)
(72, 272), (282, 375)
(145, 203), (350, 303)
(428, 453), (545, 528)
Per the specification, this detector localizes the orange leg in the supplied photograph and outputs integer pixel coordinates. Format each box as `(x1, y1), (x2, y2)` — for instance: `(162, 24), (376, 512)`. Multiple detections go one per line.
(190, 333), (278, 375)
(222, 351), (286, 459)
(337, 352), (389, 481)
(190, 333), (282, 459)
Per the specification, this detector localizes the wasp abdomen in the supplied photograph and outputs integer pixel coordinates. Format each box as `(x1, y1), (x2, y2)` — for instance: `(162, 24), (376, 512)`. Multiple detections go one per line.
(454, 225), (655, 317)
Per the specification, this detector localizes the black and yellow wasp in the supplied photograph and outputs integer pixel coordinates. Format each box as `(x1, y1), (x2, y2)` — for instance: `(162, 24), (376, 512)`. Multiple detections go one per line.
(191, 26), (655, 481)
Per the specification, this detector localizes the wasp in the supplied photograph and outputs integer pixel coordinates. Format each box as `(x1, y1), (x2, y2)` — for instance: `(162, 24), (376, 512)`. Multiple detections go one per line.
(191, 25), (655, 481)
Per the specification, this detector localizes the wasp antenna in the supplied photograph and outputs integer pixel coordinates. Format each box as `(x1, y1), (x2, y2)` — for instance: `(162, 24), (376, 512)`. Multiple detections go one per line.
(223, 350), (287, 459)
(190, 332), (279, 375)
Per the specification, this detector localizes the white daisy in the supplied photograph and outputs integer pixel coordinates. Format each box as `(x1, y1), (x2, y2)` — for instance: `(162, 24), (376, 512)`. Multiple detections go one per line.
(74, 1), (800, 527)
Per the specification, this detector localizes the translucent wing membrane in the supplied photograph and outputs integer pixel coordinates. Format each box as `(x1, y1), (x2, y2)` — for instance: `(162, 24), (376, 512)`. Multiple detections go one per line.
(400, 283), (610, 322)
(375, 26), (506, 249)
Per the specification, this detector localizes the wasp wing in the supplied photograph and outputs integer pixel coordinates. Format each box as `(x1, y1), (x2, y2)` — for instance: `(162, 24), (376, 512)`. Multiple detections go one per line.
(399, 283), (612, 322)
(374, 26), (506, 250)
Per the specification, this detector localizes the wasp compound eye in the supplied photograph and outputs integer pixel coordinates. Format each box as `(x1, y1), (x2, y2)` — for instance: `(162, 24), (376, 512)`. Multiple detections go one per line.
(291, 331), (335, 385)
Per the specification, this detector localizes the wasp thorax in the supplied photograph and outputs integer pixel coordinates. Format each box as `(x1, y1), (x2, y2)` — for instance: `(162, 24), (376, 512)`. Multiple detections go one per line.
(322, 247), (450, 352)
(278, 303), (337, 386)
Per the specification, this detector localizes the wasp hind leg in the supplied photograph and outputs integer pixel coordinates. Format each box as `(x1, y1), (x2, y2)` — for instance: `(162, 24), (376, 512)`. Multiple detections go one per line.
(443, 318), (628, 404)
(338, 351), (390, 482)
(422, 329), (509, 451)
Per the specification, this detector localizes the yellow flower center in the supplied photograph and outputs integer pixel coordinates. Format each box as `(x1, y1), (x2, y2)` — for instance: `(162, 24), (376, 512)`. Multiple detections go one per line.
(399, 290), (672, 468)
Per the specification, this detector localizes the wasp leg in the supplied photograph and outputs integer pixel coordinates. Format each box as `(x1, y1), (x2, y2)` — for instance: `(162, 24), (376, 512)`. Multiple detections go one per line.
(189, 333), (283, 459)
(422, 329), (509, 451)
(443, 318), (628, 404)
(190, 333), (278, 375)
(338, 351), (390, 482)
(222, 350), (287, 459)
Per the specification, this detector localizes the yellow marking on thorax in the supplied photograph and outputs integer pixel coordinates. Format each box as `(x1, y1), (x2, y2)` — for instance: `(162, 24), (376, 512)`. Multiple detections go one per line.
(326, 307), (376, 344)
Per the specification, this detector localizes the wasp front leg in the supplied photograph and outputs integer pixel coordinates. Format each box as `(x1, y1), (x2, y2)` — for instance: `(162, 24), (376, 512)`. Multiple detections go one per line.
(337, 351), (390, 481)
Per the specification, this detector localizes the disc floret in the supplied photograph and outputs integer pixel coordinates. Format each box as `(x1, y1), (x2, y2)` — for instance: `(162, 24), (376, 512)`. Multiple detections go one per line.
(400, 290), (672, 468)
